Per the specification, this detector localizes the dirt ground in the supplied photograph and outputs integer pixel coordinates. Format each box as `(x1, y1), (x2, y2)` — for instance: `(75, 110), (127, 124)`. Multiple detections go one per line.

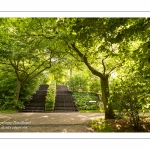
(106, 118), (150, 132)
(0, 112), (104, 132)
(1, 112), (150, 132)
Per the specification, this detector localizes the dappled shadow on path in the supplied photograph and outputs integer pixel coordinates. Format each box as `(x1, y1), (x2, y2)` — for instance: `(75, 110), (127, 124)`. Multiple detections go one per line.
(0, 112), (104, 132)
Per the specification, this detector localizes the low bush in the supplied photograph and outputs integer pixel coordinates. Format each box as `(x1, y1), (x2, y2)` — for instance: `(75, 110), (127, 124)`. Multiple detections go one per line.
(1, 100), (25, 110)
(45, 81), (56, 111)
(110, 74), (150, 131)
(0, 71), (42, 110)
(89, 118), (114, 132)
(72, 92), (100, 110)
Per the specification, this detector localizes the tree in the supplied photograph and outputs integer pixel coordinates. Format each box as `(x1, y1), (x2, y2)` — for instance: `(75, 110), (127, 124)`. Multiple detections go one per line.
(53, 18), (150, 119)
(0, 18), (58, 104)
(21, 18), (149, 119)
(1, 17), (149, 117)
(109, 58), (150, 131)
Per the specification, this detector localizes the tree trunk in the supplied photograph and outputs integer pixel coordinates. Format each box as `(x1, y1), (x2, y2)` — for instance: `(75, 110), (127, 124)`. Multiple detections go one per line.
(100, 74), (115, 119)
(14, 80), (21, 102)
(70, 44), (115, 119)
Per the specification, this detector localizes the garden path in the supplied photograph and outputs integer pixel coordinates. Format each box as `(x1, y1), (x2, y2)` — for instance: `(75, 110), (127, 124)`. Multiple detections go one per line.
(0, 112), (104, 132)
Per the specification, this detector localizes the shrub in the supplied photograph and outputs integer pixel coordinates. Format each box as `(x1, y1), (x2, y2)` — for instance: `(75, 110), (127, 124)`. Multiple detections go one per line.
(0, 71), (43, 110)
(20, 76), (42, 102)
(110, 74), (150, 131)
(68, 75), (89, 92)
(0, 72), (16, 109)
(0, 98), (25, 110)
(89, 118), (114, 132)
(72, 92), (100, 110)
(67, 73), (100, 93)
(45, 80), (56, 111)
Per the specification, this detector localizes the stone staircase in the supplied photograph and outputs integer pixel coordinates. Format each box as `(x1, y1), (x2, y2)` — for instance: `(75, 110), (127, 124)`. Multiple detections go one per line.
(54, 85), (78, 112)
(21, 84), (78, 113)
(21, 84), (49, 112)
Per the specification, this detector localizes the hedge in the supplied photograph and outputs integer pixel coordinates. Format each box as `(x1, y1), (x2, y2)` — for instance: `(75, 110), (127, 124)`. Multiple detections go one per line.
(45, 81), (56, 111)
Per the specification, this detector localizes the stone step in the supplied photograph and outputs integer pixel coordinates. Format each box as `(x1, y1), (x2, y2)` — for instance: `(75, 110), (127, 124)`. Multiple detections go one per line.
(54, 110), (78, 112)
(54, 85), (78, 112)
(33, 93), (47, 96)
(21, 109), (45, 112)
(25, 103), (45, 107)
(54, 106), (76, 110)
(21, 84), (49, 112)
(38, 85), (49, 90)
(24, 106), (45, 110)
(55, 102), (75, 105)
(31, 99), (46, 102)
(55, 100), (74, 103)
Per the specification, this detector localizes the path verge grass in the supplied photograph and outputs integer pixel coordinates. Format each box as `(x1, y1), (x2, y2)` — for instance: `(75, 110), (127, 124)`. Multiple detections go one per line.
(0, 109), (19, 113)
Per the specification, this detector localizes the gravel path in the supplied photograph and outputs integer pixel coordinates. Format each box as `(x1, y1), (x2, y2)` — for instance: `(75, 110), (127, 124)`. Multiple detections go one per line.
(0, 112), (104, 132)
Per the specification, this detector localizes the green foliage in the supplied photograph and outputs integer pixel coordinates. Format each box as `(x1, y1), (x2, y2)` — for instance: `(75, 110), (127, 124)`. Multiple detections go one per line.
(45, 81), (56, 111)
(0, 98), (24, 110)
(0, 72), (16, 108)
(109, 66), (150, 131)
(20, 76), (43, 102)
(89, 118), (114, 132)
(0, 70), (43, 110)
(0, 18), (150, 120)
(0, 109), (18, 113)
(68, 71), (100, 93)
(68, 74), (89, 92)
(0, 18), (58, 103)
(72, 92), (100, 110)
(89, 77), (101, 93)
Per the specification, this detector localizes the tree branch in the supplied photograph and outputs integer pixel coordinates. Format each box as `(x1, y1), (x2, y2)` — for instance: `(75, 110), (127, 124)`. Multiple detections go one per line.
(102, 59), (106, 74)
(25, 32), (55, 40)
(71, 43), (104, 79)
(66, 46), (82, 62)
(28, 58), (51, 76)
(9, 60), (21, 81)
(27, 66), (51, 82)
(101, 54), (109, 74)
(108, 60), (125, 74)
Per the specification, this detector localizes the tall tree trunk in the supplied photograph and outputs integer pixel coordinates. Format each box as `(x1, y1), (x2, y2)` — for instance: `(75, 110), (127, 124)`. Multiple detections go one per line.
(14, 80), (21, 102)
(100, 74), (115, 119)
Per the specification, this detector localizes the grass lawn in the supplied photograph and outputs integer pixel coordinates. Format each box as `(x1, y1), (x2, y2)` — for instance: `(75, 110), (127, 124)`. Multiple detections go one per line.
(0, 109), (19, 113)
